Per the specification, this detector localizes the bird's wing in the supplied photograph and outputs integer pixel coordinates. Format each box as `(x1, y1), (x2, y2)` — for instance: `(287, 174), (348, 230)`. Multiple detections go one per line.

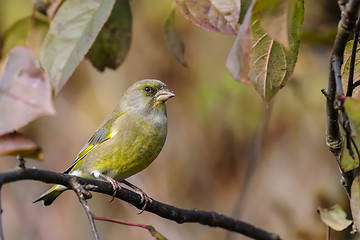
(64, 112), (124, 174)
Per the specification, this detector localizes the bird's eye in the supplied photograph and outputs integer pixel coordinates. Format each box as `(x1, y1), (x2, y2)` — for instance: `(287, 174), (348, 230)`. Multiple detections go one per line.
(144, 86), (152, 93)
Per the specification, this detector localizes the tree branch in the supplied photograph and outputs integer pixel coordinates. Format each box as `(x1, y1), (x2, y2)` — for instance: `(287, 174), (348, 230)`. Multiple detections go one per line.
(0, 168), (281, 240)
(326, 0), (360, 197)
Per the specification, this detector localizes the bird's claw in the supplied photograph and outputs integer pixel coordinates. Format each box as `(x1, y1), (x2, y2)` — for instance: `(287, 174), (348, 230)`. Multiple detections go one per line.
(96, 173), (121, 203)
(136, 190), (152, 214)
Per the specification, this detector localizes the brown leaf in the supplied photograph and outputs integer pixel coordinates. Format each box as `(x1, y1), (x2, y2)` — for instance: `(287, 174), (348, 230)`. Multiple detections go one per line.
(0, 132), (43, 160)
(351, 176), (360, 231)
(255, 0), (290, 47)
(0, 46), (55, 135)
(226, 2), (253, 83)
(318, 204), (352, 231)
(164, 4), (188, 67)
(174, 0), (240, 34)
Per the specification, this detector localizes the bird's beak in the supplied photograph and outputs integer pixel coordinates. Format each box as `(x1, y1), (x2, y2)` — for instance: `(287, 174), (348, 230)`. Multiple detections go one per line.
(156, 89), (175, 102)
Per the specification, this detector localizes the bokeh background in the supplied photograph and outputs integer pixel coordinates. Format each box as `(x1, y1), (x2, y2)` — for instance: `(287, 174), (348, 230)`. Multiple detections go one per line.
(0, 0), (357, 239)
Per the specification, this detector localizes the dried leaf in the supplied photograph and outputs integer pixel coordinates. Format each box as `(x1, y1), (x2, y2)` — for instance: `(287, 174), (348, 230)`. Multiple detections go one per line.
(351, 176), (360, 231)
(174, 0), (240, 34)
(86, 0), (132, 71)
(164, 4), (187, 67)
(1, 16), (49, 58)
(342, 40), (360, 99)
(40, 0), (116, 94)
(239, 0), (252, 24)
(255, 0), (290, 47)
(226, 2), (252, 84)
(0, 132), (43, 160)
(46, 0), (64, 19)
(318, 204), (352, 231)
(0, 46), (55, 135)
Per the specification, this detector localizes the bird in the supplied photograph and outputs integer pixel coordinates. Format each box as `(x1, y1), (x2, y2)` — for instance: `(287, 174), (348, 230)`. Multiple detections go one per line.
(34, 79), (175, 206)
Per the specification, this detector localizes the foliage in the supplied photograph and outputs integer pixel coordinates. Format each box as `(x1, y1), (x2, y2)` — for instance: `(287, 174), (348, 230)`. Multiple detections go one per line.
(2, 0), (341, 239)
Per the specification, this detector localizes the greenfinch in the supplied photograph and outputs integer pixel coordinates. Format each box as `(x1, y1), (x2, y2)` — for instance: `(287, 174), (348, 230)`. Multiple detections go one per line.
(34, 79), (174, 206)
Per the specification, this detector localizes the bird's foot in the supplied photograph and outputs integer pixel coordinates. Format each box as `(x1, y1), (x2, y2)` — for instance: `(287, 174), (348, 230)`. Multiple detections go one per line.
(96, 173), (121, 203)
(122, 180), (152, 214)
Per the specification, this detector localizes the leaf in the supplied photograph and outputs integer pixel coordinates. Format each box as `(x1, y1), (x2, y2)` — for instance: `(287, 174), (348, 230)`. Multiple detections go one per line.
(239, 0), (252, 24)
(174, 0), (240, 34)
(40, 0), (116, 94)
(342, 40), (360, 99)
(341, 98), (360, 171)
(345, 98), (360, 134)
(146, 225), (168, 240)
(226, 1), (253, 84)
(340, 137), (360, 172)
(86, 0), (132, 71)
(0, 132), (43, 160)
(1, 16), (49, 58)
(164, 4), (187, 67)
(254, 0), (290, 47)
(0, 46), (55, 135)
(318, 204), (352, 231)
(226, 0), (304, 101)
(351, 176), (360, 231)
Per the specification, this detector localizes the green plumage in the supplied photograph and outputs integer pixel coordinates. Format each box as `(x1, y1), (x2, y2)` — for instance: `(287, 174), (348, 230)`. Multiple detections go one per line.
(34, 79), (174, 206)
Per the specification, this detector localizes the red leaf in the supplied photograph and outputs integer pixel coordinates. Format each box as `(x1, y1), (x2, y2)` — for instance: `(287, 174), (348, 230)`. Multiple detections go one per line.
(174, 0), (240, 34)
(0, 46), (55, 135)
(0, 132), (43, 160)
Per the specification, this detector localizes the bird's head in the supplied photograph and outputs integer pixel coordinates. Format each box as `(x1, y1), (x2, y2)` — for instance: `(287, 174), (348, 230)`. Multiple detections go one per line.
(120, 79), (175, 115)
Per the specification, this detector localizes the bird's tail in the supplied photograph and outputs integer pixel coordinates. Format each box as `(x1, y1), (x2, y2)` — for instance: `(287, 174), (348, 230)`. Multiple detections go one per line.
(33, 185), (68, 206)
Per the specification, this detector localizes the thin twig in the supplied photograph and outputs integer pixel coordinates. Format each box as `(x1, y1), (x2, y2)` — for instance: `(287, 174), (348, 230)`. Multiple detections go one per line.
(69, 178), (99, 240)
(333, 60), (345, 95)
(93, 215), (168, 239)
(0, 185), (3, 240)
(346, 17), (360, 97)
(353, 79), (360, 88)
(0, 168), (281, 240)
(226, 104), (272, 240)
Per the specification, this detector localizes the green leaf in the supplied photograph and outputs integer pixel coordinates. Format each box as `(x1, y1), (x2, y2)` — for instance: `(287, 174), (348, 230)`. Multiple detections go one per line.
(226, 0), (303, 101)
(340, 137), (360, 172)
(0, 132), (43, 160)
(86, 0), (132, 71)
(146, 225), (168, 240)
(0, 46), (55, 135)
(40, 0), (116, 94)
(174, 0), (240, 34)
(1, 16), (49, 58)
(351, 176), (360, 231)
(341, 98), (360, 171)
(318, 204), (352, 231)
(342, 40), (360, 99)
(164, 4), (187, 67)
(345, 98), (360, 134)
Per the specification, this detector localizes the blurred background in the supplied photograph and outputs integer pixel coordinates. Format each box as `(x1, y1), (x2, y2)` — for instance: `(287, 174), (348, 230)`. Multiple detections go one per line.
(0, 0), (356, 239)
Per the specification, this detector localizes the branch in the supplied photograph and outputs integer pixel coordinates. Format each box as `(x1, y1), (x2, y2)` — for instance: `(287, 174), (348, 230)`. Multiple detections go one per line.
(326, 0), (360, 196)
(69, 179), (99, 240)
(0, 168), (281, 240)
